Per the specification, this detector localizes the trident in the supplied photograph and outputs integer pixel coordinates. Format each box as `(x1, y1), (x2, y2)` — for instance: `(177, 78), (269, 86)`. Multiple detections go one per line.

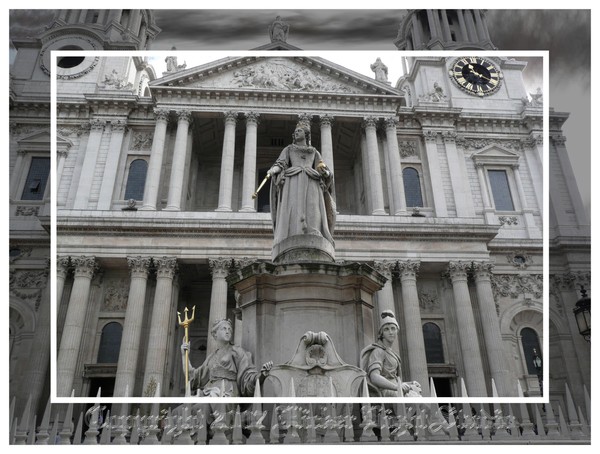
(177, 306), (196, 388)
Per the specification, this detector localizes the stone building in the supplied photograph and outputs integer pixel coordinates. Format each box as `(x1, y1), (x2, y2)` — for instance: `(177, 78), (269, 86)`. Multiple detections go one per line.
(9, 9), (590, 429)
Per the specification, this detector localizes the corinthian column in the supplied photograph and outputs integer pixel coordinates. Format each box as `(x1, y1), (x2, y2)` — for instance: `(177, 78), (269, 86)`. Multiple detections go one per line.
(398, 260), (430, 396)
(97, 119), (128, 209)
(442, 131), (475, 217)
(362, 116), (386, 215)
(423, 130), (447, 217)
(446, 261), (487, 396)
(74, 119), (105, 209)
(472, 261), (513, 396)
(319, 114), (335, 170)
(207, 258), (231, 355)
(114, 257), (151, 397)
(56, 256), (97, 396)
(140, 108), (169, 210)
(373, 260), (400, 353)
(165, 110), (193, 211)
(240, 112), (260, 212)
(56, 256), (70, 306)
(383, 117), (407, 215)
(142, 257), (177, 396)
(216, 111), (238, 212)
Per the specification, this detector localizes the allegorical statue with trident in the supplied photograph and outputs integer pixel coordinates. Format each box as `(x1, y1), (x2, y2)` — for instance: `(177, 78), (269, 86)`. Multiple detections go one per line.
(180, 316), (272, 397)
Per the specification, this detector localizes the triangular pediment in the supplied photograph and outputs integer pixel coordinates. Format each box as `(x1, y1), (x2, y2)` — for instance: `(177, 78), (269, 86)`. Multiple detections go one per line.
(16, 130), (51, 144)
(150, 56), (401, 96)
(472, 144), (520, 165)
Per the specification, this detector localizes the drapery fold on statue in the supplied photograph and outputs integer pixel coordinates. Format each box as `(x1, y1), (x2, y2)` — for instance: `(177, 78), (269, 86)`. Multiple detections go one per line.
(270, 144), (335, 246)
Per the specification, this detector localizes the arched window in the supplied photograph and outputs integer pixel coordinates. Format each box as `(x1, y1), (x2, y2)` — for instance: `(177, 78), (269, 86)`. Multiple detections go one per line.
(97, 322), (122, 363)
(521, 327), (542, 375)
(403, 167), (423, 207)
(423, 322), (445, 363)
(124, 159), (148, 200)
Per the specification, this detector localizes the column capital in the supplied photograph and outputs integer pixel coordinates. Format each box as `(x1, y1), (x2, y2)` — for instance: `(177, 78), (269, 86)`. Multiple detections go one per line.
(475, 161), (486, 169)
(510, 163), (521, 170)
(154, 257), (178, 279)
(72, 256), (98, 279)
(223, 111), (238, 124)
(362, 116), (379, 130)
(446, 260), (470, 281)
(209, 257), (232, 278)
(383, 116), (399, 130)
(154, 108), (170, 122)
(244, 111), (260, 125)
(551, 134), (567, 146)
(319, 114), (335, 127)
(109, 119), (128, 132)
(472, 261), (495, 281)
(297, 112), (313, 128)
(175, 109), (193, 124)
(127, 256), (151, 277)
(423, 129), (439, 142)
(373, 260), (396, 279)
(89, 118), (106, 131)
(57, 256), (71, 279)
(441, 130), (457, 143)
(398, 259), (421, 278)
(233, 257), (256, 270)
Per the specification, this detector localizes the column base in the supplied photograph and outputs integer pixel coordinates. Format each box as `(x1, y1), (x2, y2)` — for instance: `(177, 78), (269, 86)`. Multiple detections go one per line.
(371, 209), (388, 216)
(239, 207), (257, 213)
(163, 206), (181, 211)
(138, 205), (156, 211)
(214, 207), (233, 212)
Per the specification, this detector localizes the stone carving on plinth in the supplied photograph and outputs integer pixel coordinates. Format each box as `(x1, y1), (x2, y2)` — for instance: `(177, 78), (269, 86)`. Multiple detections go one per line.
(263, 331), (366, 397)
(268, 125), (336, 263)
(268, 16), (289, 43)
(165, 47), (187, 74)
(360, 311), (422, 397)
(180, 318), (272, 397)
(370, 57), (389, 84)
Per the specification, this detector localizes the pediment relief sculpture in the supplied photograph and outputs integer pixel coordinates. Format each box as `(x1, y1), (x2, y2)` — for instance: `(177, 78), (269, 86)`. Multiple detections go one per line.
(186, 60), (363, 94)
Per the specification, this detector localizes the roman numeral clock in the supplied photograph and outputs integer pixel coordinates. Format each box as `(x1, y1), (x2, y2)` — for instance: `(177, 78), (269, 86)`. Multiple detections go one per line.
(449, 57), (503, 97)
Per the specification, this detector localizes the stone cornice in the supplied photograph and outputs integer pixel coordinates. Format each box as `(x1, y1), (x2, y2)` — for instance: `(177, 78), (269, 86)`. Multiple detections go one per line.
(56, 211), (501, 245)
(151, 56), (402, 96)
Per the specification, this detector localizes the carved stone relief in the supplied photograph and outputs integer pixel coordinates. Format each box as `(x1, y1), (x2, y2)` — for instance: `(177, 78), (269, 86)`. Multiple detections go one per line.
(130, 132), (153, 150)
(418, 284), (441, 313)
(9, 269), (48, 311)
(491, 274), (543, 300)
(103, 279), (129, 312)
(191, 60), (362, 94)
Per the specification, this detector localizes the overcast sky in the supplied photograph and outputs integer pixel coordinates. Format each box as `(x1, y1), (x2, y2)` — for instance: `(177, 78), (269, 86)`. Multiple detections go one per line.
(8, 8), (591, 216)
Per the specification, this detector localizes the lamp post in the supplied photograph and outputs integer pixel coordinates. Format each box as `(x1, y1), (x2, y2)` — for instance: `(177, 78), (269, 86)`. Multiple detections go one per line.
(532, 348), (544, 411)
(573, 286), (591, 342)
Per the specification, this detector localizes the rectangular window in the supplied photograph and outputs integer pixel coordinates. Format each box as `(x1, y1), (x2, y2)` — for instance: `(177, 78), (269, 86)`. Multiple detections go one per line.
(488, 169), (514, 211)
(21, 157), (50, 200)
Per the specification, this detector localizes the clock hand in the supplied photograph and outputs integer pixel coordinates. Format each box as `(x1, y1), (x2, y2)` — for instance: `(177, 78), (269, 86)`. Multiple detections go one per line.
(467, 64), (490, 82)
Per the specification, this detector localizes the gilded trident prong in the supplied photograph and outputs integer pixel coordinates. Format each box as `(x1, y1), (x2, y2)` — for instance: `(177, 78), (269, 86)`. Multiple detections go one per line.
(178, 305), (195, 392)
(177, 306), (196, 328)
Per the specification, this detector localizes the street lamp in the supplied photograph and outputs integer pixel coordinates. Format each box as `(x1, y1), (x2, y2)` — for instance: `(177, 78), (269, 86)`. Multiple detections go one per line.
(532, 348), (544, 411)
(573, 286), (591, 342)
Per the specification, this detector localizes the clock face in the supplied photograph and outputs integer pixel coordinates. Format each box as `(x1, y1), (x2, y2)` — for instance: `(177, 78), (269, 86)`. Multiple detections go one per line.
(449, 57), (503, 97)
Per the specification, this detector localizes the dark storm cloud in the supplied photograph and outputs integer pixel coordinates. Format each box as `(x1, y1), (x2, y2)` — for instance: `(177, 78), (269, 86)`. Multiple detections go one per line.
(153, 10), (401, 50)
(487, 9), (590, 88)
(9, 10), (57, 39)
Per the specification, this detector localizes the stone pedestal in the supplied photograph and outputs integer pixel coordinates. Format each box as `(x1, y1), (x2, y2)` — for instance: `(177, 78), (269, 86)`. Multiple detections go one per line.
(228, 261), (386, 389)
(272, 234), (335, 264)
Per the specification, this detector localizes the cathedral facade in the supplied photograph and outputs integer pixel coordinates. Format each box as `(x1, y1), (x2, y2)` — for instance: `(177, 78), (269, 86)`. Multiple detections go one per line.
(9, 9), (590, 435)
